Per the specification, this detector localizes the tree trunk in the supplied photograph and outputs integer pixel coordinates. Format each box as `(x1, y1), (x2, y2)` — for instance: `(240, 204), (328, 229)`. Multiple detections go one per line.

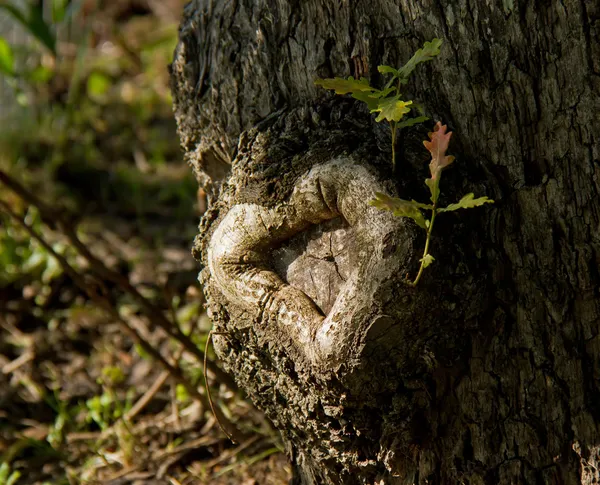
(170, 0), (600, 483)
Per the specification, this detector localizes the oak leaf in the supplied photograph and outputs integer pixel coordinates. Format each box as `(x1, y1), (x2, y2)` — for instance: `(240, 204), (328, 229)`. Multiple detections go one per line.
(420, 254), (435, 268)
(398, 38), (443, 79)
(424, 121), (455, 180)
(439, 193), (494, 212)
(371, 97), (412, 123)
(369, 192), (429, 228)
(314, 76), (375, 95)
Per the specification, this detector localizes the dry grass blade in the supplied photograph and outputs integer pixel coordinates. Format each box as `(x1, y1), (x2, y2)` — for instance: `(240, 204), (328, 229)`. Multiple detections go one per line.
(154, 435), (221, 460)
(127, 333), (190, 422)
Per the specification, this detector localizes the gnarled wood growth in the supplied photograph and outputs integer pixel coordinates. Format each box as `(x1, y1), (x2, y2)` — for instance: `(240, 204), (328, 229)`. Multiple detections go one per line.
(208, 159), (416, 366)
(171, 0), (600, 483)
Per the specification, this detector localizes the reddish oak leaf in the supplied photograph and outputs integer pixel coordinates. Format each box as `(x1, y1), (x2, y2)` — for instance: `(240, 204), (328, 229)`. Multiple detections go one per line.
(424, 121), (455, 180)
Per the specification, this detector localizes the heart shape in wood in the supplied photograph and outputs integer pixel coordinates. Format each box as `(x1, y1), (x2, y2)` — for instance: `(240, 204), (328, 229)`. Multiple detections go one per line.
(207, 159), (412, 368)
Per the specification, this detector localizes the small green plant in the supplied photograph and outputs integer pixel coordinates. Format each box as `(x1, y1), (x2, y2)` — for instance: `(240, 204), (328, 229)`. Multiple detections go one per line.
(315, 38), (442, 170)
(45, 387), (79, 449)
(85, 366), (137, 464)
(85, 366), (130, 430)
(371, 122), (493, 285)
(0, 206), (73, 289)
(315, 40), (493, 285)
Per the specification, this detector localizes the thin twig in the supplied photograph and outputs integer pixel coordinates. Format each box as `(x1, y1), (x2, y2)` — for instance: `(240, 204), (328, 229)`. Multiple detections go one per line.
(66, 431), (102, 443)
(127, 300), (201, 421)
(125, 370), (170, 421)
(154, 436), (220, 461)
(0, 203), (197, 399)
(2, 350), (35, 374)
(105, 466), (139, 481)
(204, 434), (260, 468)
(204, 330), (236, 443)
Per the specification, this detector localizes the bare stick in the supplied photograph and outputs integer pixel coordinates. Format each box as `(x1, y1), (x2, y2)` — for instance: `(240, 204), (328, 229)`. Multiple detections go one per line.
(126, 371), (170, 421)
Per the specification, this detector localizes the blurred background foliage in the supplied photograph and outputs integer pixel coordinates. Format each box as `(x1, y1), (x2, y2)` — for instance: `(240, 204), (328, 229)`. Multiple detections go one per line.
(0, 1), (289, 483)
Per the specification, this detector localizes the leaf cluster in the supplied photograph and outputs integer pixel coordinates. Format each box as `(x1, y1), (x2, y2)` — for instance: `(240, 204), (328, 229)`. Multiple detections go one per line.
(370, 122), (493, 284)
(315, 38), (442, 126)
(315, 39), (493, 284)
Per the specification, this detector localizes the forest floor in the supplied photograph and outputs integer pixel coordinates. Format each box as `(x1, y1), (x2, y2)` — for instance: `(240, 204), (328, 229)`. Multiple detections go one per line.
(0, 1), (290, 483)
(0, 199), (291, 484)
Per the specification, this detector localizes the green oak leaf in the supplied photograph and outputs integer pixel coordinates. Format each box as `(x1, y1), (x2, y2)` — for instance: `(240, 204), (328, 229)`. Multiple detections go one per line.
(396, 115), (429, 129)
(351, 87), (395, 110)
(398, 38), (443, 79)
(438, 193), (494, 212)
(420, 254), (435, 268)
(371, 96), (412, 123)
(425, 178), (440, 204)
(370, 86), (396, 98)
(314, 76), (376, 94)
(369, 192), (428, 228)
(351, 91), (379, 110)
(411, 200), (434, 210)
(378, 64), (400, 77)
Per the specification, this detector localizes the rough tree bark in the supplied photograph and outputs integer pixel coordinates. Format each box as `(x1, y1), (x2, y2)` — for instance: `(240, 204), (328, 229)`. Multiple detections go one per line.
(170, 1), (600, 483)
